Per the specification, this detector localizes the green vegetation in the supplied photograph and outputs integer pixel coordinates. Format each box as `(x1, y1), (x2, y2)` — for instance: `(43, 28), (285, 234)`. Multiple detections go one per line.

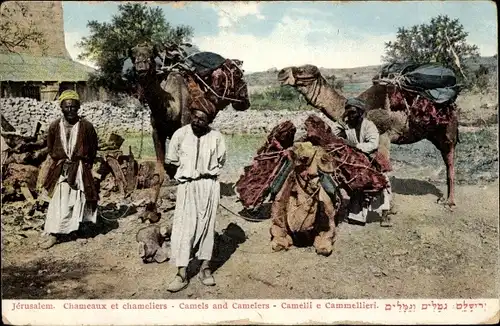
(121, 132), (266, 173)
(248, 80), (352, 111)
(383, 15), (484, 90)
(249, 86), (308, 111)
(77, 3), (193, 93)
(121, 131), (156, 159)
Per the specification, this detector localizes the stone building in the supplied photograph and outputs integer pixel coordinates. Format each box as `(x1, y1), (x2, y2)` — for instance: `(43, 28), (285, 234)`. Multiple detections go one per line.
(0, 1), (100, 102)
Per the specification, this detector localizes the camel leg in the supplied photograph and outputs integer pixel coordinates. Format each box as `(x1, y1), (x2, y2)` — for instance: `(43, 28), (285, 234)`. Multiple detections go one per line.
(269, 198), (293, 252)
(270, 223), (293, 252)
(433, 139), (456, 207)
(378, 132), (397, 215)
(269, 176), (294, 252)
(313, 190), (337, 257)
(151, 128), (167, 206)
(428, 117), (459, 207)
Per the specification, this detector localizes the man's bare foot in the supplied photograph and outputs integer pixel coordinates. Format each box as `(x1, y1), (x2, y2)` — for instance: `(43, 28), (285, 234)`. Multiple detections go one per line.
(39, 235), (57, 249)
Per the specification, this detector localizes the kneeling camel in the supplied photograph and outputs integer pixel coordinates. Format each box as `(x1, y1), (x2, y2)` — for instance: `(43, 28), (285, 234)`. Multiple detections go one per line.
(278, 65), (459, 207)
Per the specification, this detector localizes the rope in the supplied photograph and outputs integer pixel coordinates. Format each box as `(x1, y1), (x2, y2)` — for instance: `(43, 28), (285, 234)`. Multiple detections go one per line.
(138, 103), (145, 159)
(237, 247), (301, 254)
(218, 202), (302, 254)
(193, 72), (245, 103)
(98, 203), (133, 222)
(158, 46), (246, 103)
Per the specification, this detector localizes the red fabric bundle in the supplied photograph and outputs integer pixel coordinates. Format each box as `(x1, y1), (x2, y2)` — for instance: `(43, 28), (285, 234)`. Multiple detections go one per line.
(235, 121), (296, 208)
(301, 115), (389, 194)
(389, 88), (456, 126)
(236, 116), (391, 209)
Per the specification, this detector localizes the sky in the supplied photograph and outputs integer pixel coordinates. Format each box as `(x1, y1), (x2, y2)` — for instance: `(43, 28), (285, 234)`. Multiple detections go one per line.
(62, 1), (498, 73)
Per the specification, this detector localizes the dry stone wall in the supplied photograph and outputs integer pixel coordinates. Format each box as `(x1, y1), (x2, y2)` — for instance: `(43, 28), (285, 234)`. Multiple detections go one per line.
(0, 97), (340, 137)
(1, 97), (151, 136)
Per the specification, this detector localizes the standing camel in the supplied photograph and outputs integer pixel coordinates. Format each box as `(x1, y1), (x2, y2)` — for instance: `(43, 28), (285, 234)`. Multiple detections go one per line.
(127, 42), (251, 217)
(278, 64), (459, 207)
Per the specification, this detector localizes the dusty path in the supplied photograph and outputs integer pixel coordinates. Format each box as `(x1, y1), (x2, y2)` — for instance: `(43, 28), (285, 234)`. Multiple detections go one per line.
(2, 178), (498, 300)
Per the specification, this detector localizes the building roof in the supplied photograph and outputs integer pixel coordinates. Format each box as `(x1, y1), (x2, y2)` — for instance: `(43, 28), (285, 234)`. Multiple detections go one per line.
(0, 52), (96, 82)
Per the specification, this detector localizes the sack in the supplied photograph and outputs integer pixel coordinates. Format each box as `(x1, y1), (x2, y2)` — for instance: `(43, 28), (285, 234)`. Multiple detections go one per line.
(376, 62), (460, 104)
(186, 51), (227, 77)
(377, 62), (420, 79)
(420, 87), (459, 104)
(404, 63), (457, 90)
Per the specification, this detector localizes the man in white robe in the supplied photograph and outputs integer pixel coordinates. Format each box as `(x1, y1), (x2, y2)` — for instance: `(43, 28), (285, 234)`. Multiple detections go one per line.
(165, 106), (227, 292)
(39, 90), (99, 249)
(332, 98), (393, 227)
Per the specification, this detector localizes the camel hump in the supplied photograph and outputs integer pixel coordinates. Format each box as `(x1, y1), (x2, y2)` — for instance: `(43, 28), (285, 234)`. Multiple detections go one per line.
(186, 51), (227, 77)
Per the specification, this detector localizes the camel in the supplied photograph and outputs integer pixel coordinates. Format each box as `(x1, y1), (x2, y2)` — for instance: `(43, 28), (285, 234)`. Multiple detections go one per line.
(127, 43), (251, 218)
(278, 64), (459, 207)
(270, 141), (339, 256)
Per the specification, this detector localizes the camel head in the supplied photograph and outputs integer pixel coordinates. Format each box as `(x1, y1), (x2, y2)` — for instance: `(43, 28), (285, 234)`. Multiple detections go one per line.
(278, 64), (322, 87)
(230, 83), (251, 111)
(221, 59), (251, 112)
(290, 142), (335, 193)
(128, 42), (159, 81)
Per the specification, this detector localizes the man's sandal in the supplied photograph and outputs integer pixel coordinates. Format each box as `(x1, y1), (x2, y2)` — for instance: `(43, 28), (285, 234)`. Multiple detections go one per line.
(167, 274), (189, 293)
(380, 211), (393, 227)
(198, 268), (216, 286)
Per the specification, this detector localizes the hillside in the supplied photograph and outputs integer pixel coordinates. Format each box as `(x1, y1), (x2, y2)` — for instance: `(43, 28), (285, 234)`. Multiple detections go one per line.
(245, 56), (498, 92)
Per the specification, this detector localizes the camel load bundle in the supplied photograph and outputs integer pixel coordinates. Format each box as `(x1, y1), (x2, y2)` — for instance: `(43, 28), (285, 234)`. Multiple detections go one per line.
(159, 43), (247, 107)
(373, 62), (462, 126)
(235, 115), (390, 211)
(123, 42), (247, 109)
(1, 114), (159, 205)
(236, 115), (391, 255)
(166, 48), (245, 93)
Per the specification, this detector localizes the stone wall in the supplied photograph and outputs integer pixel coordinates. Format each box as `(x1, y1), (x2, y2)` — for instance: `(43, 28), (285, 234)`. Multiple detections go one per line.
(2, 94), (498, 139)
(0, 97), (151, 136)
(0, 97), (340, 138)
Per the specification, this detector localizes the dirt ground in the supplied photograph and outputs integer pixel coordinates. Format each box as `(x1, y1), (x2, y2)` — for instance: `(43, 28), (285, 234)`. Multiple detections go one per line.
(1, 175), (498, 300)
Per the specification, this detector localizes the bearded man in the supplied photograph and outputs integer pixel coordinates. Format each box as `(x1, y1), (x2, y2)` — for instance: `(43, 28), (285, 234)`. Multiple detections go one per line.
(165, 101), (226, 293)
(333, 97), (393, 227)
(39, 90), (99, 249)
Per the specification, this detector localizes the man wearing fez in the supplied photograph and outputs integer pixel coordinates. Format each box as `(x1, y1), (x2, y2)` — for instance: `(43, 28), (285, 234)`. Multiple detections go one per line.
(165, 97), (227, 292)
(332, 97), (393, 227)
(39, 90), (99, 249)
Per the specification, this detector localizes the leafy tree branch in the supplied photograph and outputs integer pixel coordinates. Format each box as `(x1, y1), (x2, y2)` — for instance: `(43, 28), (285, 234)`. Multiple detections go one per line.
(0, 2), (47, 54)
(383, 15), (480, 88)
(77, 3), (193, 93)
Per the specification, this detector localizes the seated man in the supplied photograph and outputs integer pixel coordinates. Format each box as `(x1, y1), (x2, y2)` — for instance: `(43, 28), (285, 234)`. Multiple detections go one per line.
(332, 98), (393, 227)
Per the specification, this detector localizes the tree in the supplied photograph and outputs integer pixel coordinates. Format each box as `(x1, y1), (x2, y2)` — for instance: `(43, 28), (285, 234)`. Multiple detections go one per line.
(77, 3), (193, 93)
(326, 74), (344, 91)
(473, 64), (490, 92)
(0, 2), (46, 54)
(383, 15), (480, 86)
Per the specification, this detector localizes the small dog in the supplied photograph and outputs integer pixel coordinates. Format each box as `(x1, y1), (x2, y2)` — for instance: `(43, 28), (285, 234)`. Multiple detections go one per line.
(136, 224), (171, 264)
